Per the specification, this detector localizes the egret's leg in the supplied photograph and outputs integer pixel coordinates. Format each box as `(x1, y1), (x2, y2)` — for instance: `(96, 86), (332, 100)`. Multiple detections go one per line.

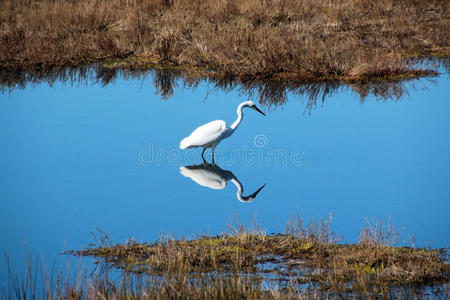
(201, 148), (207, 163)
(211, 147), (216, 165)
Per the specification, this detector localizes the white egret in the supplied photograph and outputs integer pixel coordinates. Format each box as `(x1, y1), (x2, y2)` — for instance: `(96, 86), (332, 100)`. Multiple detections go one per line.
(179, 100), (265, 163)
(179, 164), (265, 202)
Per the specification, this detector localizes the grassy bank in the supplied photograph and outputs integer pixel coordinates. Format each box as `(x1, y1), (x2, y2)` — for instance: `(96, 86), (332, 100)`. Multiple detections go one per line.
(1, 0), (448, 81)
(4, 216), (449, 299)
(62, 215), (449, 298)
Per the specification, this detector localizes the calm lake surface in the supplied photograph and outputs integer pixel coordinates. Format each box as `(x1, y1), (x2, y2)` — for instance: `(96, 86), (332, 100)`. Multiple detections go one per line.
(0, 68), (449, 285)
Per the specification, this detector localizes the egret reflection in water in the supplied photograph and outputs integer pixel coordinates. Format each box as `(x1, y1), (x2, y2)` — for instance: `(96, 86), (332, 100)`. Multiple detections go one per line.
(179, 163), (265, 202)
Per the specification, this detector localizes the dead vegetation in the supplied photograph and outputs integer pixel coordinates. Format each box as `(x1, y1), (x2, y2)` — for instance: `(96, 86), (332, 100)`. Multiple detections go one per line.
(69, 214), (449, 297)
(0, 0), (448, 81)
(4, 215), (448, 299)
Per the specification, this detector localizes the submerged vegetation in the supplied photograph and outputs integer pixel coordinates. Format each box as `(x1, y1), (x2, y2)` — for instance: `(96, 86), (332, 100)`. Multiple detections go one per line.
(3, 215), (449, 298)
(1, 0), (448, 82)
(42, 215), (446, 299)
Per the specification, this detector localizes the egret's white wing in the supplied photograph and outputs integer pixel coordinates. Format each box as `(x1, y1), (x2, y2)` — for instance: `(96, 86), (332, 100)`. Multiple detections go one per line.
(180, 120), (227, 149)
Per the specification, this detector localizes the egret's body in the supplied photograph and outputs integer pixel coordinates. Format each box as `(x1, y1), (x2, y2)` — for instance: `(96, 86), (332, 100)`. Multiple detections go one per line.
(179, 164), (265, 202)
(179, 101), (265, 163)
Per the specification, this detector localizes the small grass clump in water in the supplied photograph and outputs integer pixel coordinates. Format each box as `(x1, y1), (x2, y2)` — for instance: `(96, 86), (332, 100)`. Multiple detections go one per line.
(0, 0), (447, 81)
(71, 214), (449, 297)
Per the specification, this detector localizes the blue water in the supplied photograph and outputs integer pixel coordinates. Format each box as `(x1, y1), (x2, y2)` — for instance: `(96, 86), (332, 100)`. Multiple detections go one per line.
(0, 71), (449, 287)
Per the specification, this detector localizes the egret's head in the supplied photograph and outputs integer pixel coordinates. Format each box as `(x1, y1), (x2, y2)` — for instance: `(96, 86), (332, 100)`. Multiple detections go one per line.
(239, 183), (266, 202)
(244, 101), (266, 116)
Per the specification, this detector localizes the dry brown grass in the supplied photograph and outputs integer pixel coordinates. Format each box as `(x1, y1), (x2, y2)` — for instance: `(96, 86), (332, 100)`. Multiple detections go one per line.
(4, 253), (292, 299)
(71, 214), (449, 297)
(4, 215), (448, 299)
(0, 0), (448, 81)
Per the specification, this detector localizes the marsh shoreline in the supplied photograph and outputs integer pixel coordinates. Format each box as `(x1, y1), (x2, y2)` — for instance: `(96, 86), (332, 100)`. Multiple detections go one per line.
(64, 216), (449, 298)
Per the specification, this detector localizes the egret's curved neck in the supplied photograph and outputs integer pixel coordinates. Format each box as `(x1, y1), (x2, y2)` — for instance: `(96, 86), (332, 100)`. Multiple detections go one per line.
(230, 178), (245, 202)
(230, 103), (245, 131)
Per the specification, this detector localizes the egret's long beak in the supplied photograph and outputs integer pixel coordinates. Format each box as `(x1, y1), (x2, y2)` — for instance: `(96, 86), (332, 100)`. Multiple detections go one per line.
(239, 183), (266, 202)
(254, 105), (266, 116)
(248, 184), (266, 199)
